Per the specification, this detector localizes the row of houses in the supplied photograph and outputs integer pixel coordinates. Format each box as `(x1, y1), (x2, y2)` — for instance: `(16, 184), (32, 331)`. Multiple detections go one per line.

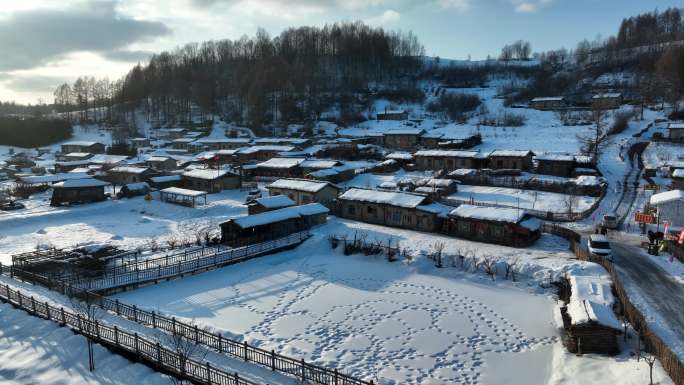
(529, 93), (623, 110)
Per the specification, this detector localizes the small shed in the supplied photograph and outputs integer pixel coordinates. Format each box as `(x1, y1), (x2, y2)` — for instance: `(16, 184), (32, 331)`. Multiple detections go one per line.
(414, 150), (479, 170)
(51, 178), (109, 206)
(252, 158), (305, 178)
(650, 190), (684, 227)
(107, 166), (152, 185)
(445, 205), (541, 247)
(159, 187), (207, 207)
(236, 146), (297, 163)
(267, 178), (341, 207)
(560, 273), (621, 355)
(382, 129), (424, 150)
(220, 203), (328, 247)
(247, 195), (296, 215)
(182, 169), (241, 193)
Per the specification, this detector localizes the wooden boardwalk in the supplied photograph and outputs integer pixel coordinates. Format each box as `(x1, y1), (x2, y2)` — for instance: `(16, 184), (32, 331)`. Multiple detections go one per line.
(67, 231), (310, 292)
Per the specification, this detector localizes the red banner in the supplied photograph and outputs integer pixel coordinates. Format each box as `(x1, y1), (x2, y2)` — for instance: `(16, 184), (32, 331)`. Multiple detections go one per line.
(634, 211), (656, 224)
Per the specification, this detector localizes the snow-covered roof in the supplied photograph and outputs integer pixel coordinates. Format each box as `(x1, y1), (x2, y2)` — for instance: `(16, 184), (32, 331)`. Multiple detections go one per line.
(160, 187), (207, 197)
(650, 190), (684, 205)
(592, 92), (622, 99)
(673, 169), (684, 178)
(149, 175), (182, 183)
(54, 178), (109, 188)
(238, 146), (296, 154)
(378, 181), (398, 189)
(19, 172), (90, 184)
(531, 96), (564, 102)
(172, 138), (195, 143)
(216, 149), (238, 155)
(449, 204), (526, 224)
(377, 109), (407, 115)
(339, 188), (428, 208)
(147, 156), (172, 162)
(254, 138), (309, 144)
(256, 157), (305, 169)
(448, 169), (478, 177)
(124, 182), (150, 191)
(231, 203), (329, 229)
(417, 178), (456, 188)
(195, 138), (250, 144)
(268, 178), (337, 193)
(89, 154), (129, 164)
(383, 129), (424, 135)
(535, 153), (575, 162)
(182, 168), (235, 180)
(254, 195), (295, 209)
(520, 217), (542, 231)
(669, 122), (684, 129)
(574, 175), (603, 186)
(489, 150), (534, 157)
(414, 150), (479, 158)
(109, 166), (149, 174)
(62, 141), (100, 147)
(64, 152), (92, 158)
(416, 202), (453, 217)
(299, 160), (340, 169)
(386, 152), (414, 160)
(566, 274), (621, 330)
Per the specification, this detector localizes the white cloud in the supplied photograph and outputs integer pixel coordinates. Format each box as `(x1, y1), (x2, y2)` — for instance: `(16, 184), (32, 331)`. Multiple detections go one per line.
(511, 0), (552, 13)
(365, 9), (401, 26)
(437, 0), (470, 12)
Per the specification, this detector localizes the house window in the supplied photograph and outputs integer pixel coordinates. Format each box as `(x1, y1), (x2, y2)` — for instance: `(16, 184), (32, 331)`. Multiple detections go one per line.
(367, 205), (375, 215)
(348, 205), (356, 215)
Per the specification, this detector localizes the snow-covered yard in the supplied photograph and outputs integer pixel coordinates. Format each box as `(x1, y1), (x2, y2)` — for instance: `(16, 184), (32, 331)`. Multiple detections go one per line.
(448, 185), (597, 215)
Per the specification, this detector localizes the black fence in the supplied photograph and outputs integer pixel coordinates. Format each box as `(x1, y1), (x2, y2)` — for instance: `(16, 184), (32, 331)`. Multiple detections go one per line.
(1, 266), (374, 385)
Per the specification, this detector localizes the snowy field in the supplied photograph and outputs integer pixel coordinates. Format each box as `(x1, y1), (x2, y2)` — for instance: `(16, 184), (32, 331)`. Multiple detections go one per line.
(449, 185), (597, 215)
(643, 141), (684, 170)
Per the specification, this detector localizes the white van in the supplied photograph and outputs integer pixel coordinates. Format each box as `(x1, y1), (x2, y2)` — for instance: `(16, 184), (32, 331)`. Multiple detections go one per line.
(588, 234), (612, 257)
(601, 213), (618, 229)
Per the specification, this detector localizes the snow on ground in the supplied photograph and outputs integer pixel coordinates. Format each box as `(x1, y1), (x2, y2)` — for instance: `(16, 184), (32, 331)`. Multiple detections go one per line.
(0, 302), (167, 385)
(643, 141), (684, 170)
(0, 189), (249, 265)
(449, 185), (597, 215)
(115, 232), (561, 385)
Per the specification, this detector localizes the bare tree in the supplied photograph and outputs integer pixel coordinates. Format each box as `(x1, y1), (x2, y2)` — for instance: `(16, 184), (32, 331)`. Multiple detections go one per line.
(70, 293), (103, 372)
(161, 331), (208, 385)
(481, 255), (498, 281)
(431, 241), (446, 268)
(577, 106), (609, 162)
(642, 351), (658, 385)
(563, 192), (580, 218)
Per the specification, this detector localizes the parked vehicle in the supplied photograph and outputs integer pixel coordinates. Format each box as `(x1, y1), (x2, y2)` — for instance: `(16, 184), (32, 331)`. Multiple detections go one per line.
(588, 234), (612, 258)
(601, 213), (618, 229)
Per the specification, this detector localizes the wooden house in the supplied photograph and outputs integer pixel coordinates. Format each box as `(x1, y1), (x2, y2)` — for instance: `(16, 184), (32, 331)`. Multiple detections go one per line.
(106, 166), (153, 185)
(251, 158), (305, 178)
(591, 93), (622, 109)
(444, 205), (541, 247)
(236, 146), (296, 163)
(172, 138), (195, 151)
(145, 156), (177, 172)
(650, 190), (684, 227)
(336, 188), (447, 233)
(149, 175), (183, 190)
(299, 159), (341, 174)
(535, 153), (576, 177)
(376, 110), (409, 121)
(488, 150), (535, 171)
(60, 141), (106, 154)
(254, 138), (311, 149)
(190, 138), (251, 152)
(181, 168), (241, 193)
(247, 195), (296, 215)
(220, 203), (328, 247)
(130, 138), (151, 150)
(157, 128), (185, 140)
(50, 178), (109, 206)
(306, 166), (356, 184)
(530, 97), (566, 110)
(382, 129), (424, 150)
(413, 178), (458, 198)
(117, 182), (150, 198)
(267, 178), (341, 207)
(414, 150), (479, 171)
(668, 122), (684, 141)
(58, 152), (94, 162)
(560, 274), (621, 355)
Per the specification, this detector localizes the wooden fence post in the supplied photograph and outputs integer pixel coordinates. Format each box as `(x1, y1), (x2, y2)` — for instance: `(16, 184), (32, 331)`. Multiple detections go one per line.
(115, 299), (120, 316)
(134, 333), (140, 356)
(77, 314), (82, 330)
(243, 341), (248, 361)
(234, 372), (239, 385)
(45, 301), (50, 320)
(133, 305), (138, 322)
(206, 362), (212, 384)
(271, 350), (275, 371)
(95, 321), (100, 340)
(172, 317), (177, 336)
(30, 296), (36, 313)
(61, 307), (66, 325)
(152, 311), (156, 328)
(218, 333), (223, 353)
(194, 325), (199, 343)
(157, 342), (162, 364)
(114, 326), (119, 345)
(334, 368), (338, 385)
(301, 358), (306, 381)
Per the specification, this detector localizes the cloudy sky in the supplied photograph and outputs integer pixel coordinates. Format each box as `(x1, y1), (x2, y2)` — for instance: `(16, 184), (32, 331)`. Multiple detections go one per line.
(1, 0), (681, 104)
